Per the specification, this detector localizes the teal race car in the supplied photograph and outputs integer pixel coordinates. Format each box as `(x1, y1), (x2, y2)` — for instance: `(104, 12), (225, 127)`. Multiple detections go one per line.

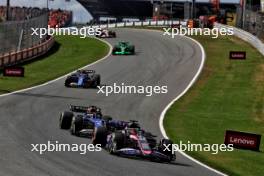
(112, 42), (135, 55)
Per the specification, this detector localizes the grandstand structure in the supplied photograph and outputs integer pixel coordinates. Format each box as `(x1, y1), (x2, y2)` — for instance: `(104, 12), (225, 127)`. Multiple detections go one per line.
(77, 0), (152, 20)
(77, 0), (239, 21)
(48, 9), (72, 27)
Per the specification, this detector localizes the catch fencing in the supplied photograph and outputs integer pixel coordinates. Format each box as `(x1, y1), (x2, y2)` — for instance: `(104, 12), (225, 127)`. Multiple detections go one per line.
(215, 23), (264, 56)
(243, 10), (264, 41)
(91, 20), (187, 29)
(0, 13), (48, 55)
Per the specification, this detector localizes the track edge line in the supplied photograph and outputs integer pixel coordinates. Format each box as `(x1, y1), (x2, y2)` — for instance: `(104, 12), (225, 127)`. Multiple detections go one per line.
(158, 35), (228, 176)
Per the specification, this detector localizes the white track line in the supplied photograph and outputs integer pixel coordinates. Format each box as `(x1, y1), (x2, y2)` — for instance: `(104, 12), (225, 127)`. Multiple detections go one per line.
(121, 28), (228, 175)
(159, 35), (228, 176)
(0, 38), (113, 98)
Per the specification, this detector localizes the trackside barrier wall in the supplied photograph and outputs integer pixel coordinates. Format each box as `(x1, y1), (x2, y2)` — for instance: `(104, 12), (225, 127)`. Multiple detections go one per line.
(0, 13), (48, 55)
(215, 23), (264, 56)
(90, 20), (187, 29)
(0, 37), (55, 68)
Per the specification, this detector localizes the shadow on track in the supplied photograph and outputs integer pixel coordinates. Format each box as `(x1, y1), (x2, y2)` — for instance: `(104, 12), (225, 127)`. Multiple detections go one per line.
(107, 153), (192, 168)
(13, 92), (83, 100)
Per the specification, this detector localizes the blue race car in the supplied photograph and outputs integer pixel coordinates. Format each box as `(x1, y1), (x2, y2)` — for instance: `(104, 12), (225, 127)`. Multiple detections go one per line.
(64, 70), (100, 88)
(59, 105), (128, 146)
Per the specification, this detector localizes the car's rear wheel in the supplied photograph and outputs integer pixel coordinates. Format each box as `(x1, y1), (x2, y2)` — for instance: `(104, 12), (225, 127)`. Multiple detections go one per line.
(59, 111), (73, 129)
(64, 79), (71, 87)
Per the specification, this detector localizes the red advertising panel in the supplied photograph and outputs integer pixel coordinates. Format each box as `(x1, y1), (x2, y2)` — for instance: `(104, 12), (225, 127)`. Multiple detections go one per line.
(229, 51), (246, 60)
(3, 67), (25, 77)
(225, 130), (261, 151)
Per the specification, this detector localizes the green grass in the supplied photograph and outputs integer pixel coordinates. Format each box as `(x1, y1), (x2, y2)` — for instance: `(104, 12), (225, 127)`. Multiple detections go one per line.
(164, 35), (264, 176)
(0, 35), (109, 94)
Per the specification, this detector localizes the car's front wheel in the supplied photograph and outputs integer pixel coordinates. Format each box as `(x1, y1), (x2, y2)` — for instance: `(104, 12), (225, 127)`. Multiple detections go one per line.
(92, 75), (101, 88)
(92, 126), (108, 147)
(59, 111), (73, 129)
(158, 139), (175, 161)
(71, 116), (83, 136)
(108, 132), (125, 154)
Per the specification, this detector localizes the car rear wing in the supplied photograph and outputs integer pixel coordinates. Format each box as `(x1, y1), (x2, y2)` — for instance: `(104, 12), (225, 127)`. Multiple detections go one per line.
(70, 105), (89, 113)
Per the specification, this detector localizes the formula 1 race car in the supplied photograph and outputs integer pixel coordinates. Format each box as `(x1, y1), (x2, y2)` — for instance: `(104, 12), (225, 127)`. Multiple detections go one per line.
(112, 42), (135, 55)
(96, 29), (116, 38)
(64, 70), (100, 88)
(104, 126), (176, 162)
(59, 105), (131, 145)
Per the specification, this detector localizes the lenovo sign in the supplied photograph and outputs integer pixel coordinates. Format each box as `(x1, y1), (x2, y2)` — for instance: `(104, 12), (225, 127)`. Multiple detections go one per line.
(225, 130), (261, 151)
(229, 51), (246, 60)
(3, 67), (25, 77)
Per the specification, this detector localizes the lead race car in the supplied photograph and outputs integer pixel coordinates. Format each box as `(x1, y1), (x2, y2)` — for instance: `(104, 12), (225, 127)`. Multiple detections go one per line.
(64, 70), (100, 88)
(112, 42), (135, 55)
(104, 122), (176, 162)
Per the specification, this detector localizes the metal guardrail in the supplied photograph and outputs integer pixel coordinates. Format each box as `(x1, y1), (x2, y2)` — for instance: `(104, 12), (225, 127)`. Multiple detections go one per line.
(243, 10), (264, 41)
(215, 23), (264, 56)
(90, 20), (187, 29)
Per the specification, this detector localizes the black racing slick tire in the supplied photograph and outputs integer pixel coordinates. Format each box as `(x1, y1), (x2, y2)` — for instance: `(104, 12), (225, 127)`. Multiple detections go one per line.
(71, 116), (83, 136)
(92, 126), (108, 147)
(92, 74), (101, 88)
(112, 46), (119, 55)
(128, 46), (135, 55)
(64, 79), (71, 87)
(109, 132), (125, 154)
(114, 132), (125, 149)
(59, 111), (73, 129)
(158, 139), (175, 161)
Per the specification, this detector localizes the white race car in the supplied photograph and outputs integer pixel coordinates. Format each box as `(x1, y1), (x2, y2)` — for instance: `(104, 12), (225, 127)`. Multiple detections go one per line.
(97, 29), (116, 38)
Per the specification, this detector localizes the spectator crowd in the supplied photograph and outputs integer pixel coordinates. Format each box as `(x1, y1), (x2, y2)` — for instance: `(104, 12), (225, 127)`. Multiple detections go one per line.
(0, 6), (72, 27)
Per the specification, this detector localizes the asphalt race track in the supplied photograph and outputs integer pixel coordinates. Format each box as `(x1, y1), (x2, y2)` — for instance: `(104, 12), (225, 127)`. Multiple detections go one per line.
(0, 29), (221, 176)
